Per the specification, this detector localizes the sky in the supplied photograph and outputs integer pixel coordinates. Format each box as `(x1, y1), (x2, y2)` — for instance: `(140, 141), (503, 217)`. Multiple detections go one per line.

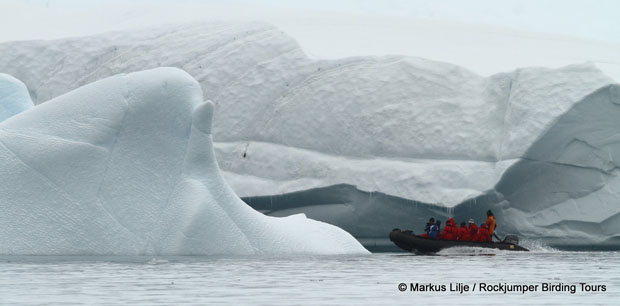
(1, 0), (620, 81)
(8, 0), (620, 43)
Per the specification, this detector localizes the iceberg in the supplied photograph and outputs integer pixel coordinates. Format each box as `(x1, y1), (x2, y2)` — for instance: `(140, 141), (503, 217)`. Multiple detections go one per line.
(488, 85), (620, 247)
(0, 67), (368, 255)
(248, 85), (620, 249)
(1, 21), (619, 248)
(0, 73), (33, 122)
(1, 22), (613, 204)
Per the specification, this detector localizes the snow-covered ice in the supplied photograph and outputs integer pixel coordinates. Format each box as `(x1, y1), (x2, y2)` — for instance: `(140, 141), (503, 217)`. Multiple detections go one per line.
(0, 22), (614, 206)
(0, 73), (33, 122)
(0, 67), (368, 255)
(1, 21), (619, 248)
(493, 85), (620, 247)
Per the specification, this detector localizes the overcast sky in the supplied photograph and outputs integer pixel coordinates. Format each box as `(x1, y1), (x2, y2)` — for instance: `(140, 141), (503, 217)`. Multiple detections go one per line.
(2, 0), (619, 80)
(10, 0), (620, 43)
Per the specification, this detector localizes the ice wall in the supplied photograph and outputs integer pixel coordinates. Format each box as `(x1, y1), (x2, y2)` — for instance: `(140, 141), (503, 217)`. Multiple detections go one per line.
(246, 86), (620, 248)
(491, 85), (620, 247)
(0, 22), (613, 207)
(0, 68), (368, 255)
(0, 73), (33, 122)
(1, 22), (619, 248)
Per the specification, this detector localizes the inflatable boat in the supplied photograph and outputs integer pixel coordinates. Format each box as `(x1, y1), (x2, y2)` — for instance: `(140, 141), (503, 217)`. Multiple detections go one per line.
(389, 229), (529, 253)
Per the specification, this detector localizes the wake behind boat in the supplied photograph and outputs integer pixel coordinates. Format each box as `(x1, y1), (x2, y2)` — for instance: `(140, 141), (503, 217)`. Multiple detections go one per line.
(389, 229), (529, 253)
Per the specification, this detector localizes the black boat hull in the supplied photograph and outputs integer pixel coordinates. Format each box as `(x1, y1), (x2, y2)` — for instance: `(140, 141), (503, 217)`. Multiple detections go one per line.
(389, 229), (529, 253)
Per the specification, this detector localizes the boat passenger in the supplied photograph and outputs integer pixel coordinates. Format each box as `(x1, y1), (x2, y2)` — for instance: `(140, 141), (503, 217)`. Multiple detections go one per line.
(421, 217), (435, 237)
(457, 222), (469, 241)
(428, 221), (440, 239)
(485, 210), (497, 238)
(467, 219), (478, 240)
(441, 218), (459, 240)
(476, 224), (491, 242)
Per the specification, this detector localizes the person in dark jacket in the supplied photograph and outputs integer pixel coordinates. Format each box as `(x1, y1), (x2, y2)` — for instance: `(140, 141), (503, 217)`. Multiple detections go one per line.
(428, 220), (441, 239)
(421, 217), (435, 237)
(428, 221), (439, 239)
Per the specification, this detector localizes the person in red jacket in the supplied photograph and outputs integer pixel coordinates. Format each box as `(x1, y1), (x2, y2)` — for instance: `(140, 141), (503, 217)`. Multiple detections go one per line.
(441, 218), (451, 240)
(457, 222), (470, 241)
(467, 219), (478, 240)
(442, 218), (459, 240)
(450, 220), (459, 240)
(476, 224), (491, 242)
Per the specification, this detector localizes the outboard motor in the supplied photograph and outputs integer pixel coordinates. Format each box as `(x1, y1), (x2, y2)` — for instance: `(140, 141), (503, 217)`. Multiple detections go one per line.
(503, 234), (519, 245)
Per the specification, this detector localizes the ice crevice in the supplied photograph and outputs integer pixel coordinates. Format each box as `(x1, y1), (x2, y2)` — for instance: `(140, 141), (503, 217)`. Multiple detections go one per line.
(520, 156), (617, 176)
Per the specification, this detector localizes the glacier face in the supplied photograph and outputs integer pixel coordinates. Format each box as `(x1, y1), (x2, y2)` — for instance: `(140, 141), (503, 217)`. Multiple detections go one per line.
(0, 22), (613, 206)
(0, 67), (368, 255)
(1, 21), (619, 248)
(0, 73), (33, 122)
(250, 85), (620, 248)
(492, 85), (620, 247)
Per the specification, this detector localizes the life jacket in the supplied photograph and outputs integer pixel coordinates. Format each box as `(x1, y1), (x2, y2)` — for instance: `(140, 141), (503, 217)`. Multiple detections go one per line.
(442, 218), (458, 240)
(428, 224), (439, 239)
(457, 226), (470, 241)
(476, 224), (490, 242)
(468, 223), (478, 238)
(441, 223), (450, 240)
(485, 215), (496, 236)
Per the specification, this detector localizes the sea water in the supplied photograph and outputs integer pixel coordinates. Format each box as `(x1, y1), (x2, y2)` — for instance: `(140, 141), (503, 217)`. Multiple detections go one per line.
(0, 244), (618, 305)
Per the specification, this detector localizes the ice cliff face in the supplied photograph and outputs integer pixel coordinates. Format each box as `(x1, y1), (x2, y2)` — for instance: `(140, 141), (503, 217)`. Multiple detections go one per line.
(0, 73), (33, 122)
(492, 85), (620, 247)
(0, 22), (613, 205)
(1, 21), (618, 248)
(0, 68), (368, 255)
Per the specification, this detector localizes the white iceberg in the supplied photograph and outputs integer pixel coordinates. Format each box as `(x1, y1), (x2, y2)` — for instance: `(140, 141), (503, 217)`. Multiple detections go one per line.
(0, 67), (368, 255)
(1, 22), (619, 248)
(0, 73), (33, 122)
(1, 22), (613, 206)
(490, 85), (620, 247)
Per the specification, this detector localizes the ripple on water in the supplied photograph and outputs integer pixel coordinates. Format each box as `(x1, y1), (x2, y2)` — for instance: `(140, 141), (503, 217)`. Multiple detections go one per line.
(0, 251), (618, 305)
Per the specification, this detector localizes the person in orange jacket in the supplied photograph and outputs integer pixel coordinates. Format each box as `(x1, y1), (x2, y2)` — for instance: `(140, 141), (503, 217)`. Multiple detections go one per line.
(467, 219), (478, 239)
(441, 218), (459, 240)
(457, 222), (470, 241)
(485, 210), (497, 240)
(476, 224), (491, 242)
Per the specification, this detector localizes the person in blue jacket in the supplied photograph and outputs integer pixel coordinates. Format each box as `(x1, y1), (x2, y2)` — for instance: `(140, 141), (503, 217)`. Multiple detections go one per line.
(422, 217), (435, 237)
(429, 220), (441, 239)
